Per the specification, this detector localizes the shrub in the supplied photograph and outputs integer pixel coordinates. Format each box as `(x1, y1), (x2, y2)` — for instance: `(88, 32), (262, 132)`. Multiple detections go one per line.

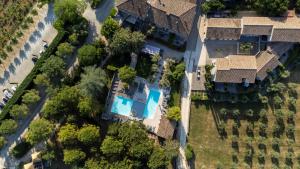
(6, 45), (13, 52)
(110, 8), (117, 17)
(31, 9), (38, 15)
(11, 141), (33, 159)
(0, 136), (5, 149)
(185, 144), (194, 161)
(0, 119), (18, 135)
(0, 31), (66, 120)
(166, 106), (181, 121)
(91, 0), (101, 8)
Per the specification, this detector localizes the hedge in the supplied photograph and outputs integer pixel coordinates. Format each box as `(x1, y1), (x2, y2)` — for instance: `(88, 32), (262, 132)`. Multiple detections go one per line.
(0, 31), (66, 120)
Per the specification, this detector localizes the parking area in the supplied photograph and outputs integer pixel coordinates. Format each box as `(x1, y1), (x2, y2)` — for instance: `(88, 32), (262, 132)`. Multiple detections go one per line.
(0, 3), (57, 108)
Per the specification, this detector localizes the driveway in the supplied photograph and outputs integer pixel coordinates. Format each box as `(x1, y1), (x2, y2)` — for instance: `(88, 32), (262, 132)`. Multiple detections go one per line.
(83, 0), (114, 43)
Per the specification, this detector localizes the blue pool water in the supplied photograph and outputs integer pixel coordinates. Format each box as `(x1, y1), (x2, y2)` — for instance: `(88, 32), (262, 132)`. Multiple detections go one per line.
(143, 89), (161, 119)
(111, 96), (134, 116)
(111, 89), (161, 119)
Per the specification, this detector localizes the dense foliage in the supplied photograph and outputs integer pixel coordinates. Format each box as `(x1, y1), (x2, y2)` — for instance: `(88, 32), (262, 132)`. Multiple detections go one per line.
(254, 0), (289, 16)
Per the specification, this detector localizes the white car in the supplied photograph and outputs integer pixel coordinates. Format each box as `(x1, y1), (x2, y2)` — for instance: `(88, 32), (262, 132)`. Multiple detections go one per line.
(11, 85), (17, 93)
(3, 89), (13, 99)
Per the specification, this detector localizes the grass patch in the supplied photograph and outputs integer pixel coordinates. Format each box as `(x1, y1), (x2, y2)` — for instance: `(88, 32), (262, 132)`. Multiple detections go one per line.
(188, 66), (300, 168)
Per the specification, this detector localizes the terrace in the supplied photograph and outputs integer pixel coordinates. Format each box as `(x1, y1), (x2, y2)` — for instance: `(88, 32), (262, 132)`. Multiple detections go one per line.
(104, 76), (171, 133)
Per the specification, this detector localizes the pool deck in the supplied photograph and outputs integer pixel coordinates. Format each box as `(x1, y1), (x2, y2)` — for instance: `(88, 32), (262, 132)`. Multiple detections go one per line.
(103, 76), (165, 131)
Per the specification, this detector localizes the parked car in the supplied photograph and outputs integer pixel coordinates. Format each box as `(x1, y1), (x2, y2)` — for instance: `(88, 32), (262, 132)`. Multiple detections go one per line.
(11, 85), (17, 93)
(3, 89), (13, 99)
(2, 97), (8, 103)
(42, 41), (48, 48)
(0, 102), (5, 109)
(32, 56), (38, 63)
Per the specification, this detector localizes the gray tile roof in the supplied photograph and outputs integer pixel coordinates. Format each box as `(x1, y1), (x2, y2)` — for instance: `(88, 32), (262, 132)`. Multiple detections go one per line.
(117, 0), (196, 39)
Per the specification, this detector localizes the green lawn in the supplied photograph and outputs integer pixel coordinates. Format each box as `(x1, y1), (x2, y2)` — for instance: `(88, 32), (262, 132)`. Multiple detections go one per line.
(188, 66), (300, 169)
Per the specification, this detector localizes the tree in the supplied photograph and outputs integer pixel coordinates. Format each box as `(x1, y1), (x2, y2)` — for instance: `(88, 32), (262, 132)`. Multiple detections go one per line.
(54, 0), (86, 23)
(100, 136), (124, 156)
(273, 95), (283, 107)
(110, 28), (145, 55)
(77, 124), (100, 145)
(77, 45), (100, 66)
(85, 159), (108, 169)
(297, 0), (300, 12)
(172, 62), (185, 82)
(118, 66), (136, 85)
(163, 140), (179, 160)
(58, 124), (78, 146)
(101, 16), (120, 39)
(201, 0), (225, 14)
(63, 149), (86, 165)
(43, 86), (81, 119)
(27, 118), (54, 144)
(22, 89), (40, 105)
(0, 136), (5, 149)
(0, 119), (18, 135)
(34, 74), (50, 87)
(79, 66), (108, 98)
(219, 108), (228, 118)
(255, 0), (289, 16)
(56, 42), (74, 58)
(166, 106), (181, 121)
(147, 147), (168, 169)
(41, 56), (65, 80)
(10, 104), (29, 120)
(185, 144), (194, 161)
(78, 97), (93, 117)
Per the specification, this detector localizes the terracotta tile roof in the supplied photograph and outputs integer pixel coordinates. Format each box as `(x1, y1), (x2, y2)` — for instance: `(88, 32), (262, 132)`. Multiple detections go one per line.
(117, 0), (196, 39)
(207, 18), (241, 28)
(256, 51), (280, 80)
(214, 51), (280, 83)
(206, 17), (300, 42)
(148, 0), (196, 16)
(156, 115), (175, 139)
(206, 27), (241, 40)
(116, 0), (149, 19)
(271, 29), (300, 42)
(242, 17), (300, 28)
(215, 55), (257, 83)
(216, 55), (257, 70)
(215, 69), (257, 83)
(242, 25), (273, 35)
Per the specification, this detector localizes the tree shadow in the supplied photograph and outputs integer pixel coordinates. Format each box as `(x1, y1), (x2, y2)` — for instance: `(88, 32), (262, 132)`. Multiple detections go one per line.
(38, 22), (45, 30)
(19, 49), (27, 59)
(33, 30), (42, 38)
(14, 57), (21, 65)
(24, 42), (31, 51)
(8, 63), (16, 74)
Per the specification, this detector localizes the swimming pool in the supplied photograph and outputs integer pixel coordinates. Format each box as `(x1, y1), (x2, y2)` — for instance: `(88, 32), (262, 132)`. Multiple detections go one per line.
(143, 89), (161, 119)
(111, 89), (161, 119)
(111, 96), (133, 116)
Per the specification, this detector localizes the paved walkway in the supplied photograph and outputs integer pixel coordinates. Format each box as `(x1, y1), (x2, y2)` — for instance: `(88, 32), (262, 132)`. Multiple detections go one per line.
(177, 0), (204, 168)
